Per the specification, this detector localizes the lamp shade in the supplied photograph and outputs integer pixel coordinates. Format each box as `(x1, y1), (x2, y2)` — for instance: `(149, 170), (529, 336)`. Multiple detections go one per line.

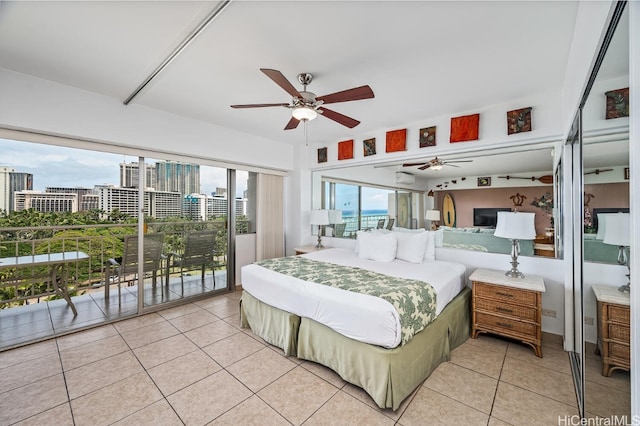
(425, 210), (440, 221)
(494, 212), (536, 240)
(603, 213), (630, 246)
(292, 106), (317, 121)
(310, 209), (330, 226)
(328, 209), (343, 224)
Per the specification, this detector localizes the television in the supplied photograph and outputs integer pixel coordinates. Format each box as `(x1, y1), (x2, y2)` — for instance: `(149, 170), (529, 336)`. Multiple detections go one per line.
(592, 207), (630, 232)
(473, 208), (512, 228)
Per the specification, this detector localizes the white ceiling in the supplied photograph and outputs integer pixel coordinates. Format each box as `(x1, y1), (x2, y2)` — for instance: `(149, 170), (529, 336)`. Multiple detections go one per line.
(0, 0), (580, 148)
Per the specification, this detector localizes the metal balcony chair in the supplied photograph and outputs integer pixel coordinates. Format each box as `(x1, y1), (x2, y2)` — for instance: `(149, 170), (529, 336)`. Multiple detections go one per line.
(386, 218), (395, 230)
(334, 223), (346, 237)
(167, 230), (219, 288)
(376, 219), (385, 229)
(105, 233), (165, 305)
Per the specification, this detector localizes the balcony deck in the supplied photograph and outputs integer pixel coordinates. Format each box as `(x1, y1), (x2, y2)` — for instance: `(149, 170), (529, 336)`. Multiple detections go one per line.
(0, 271), (227, 351)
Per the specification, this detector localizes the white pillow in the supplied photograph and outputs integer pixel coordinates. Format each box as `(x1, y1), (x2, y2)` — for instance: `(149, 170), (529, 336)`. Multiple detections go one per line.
(424, 230), (437, 261)
(391, 227), (426, 233)
(431, 228), (444, 248)
(355, 229), (386, 253)
(357, 231), (397, 262)
(395, 231), (429, 263)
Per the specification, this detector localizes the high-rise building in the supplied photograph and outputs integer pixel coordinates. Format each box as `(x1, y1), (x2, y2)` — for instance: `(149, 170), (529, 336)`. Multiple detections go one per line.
(96, 185), (182, 219)
(155, 161), (200, 195)
(14, 190), (78, 213)
(9, 171), (33, 213)
(182, 193), (246, 221)
(119, 162), (156, 188)
(46, 187), (98, 211)
(0, 167), (34, 213)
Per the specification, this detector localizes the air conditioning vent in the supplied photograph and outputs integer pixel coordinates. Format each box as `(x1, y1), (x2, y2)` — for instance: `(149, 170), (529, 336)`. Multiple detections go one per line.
(395, 172), (415, 184)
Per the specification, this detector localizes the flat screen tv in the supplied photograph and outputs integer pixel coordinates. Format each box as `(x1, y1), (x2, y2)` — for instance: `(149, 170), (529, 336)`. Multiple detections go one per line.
(473, 208), (512, 228)
(592, 207), (630, 232)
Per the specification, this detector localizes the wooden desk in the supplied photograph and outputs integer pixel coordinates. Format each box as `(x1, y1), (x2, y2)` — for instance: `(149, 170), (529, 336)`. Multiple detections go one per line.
(0, 251), (89, 316)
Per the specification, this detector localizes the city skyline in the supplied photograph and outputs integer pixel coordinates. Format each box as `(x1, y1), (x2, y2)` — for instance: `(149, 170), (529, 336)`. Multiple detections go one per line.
(0, 138), (247, 198)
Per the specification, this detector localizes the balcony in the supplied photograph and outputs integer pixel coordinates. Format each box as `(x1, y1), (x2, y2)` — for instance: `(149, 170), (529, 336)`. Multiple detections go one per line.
(0, 221), (236, 351)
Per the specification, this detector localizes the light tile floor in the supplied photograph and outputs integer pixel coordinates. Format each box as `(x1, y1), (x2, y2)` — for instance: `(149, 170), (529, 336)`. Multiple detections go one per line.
(0, 272), (227, 350)
(0, 290), (631, 425)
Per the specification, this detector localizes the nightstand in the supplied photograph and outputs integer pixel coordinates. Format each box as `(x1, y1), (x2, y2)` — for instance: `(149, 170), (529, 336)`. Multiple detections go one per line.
(470, 268), (546, 357)
(293, 245), (329, 255)
(534, 235), (555, 257)
(592, 285), (630, 376)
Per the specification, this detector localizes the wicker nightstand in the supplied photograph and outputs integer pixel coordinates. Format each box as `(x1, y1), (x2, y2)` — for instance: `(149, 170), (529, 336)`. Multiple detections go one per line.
(592, 285), (630, 376)
(470, 268), (546, 357)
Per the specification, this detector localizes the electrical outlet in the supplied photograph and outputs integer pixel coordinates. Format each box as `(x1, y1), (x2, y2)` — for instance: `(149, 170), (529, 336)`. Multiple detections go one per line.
(584, 317), (594, 326)
(542, 309), (557, 318)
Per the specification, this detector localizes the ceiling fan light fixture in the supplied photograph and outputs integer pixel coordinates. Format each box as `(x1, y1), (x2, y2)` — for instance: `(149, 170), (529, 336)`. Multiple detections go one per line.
(292, 106), (317, 121)
(431, 164), (443, 171)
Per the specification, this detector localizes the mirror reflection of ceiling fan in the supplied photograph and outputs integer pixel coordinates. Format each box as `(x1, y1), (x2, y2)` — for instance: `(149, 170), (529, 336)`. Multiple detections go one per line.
(230, 68), (374, 130)
(402, 157), (473, 171)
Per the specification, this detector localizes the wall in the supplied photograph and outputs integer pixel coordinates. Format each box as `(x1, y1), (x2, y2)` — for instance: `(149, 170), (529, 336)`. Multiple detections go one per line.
(434, 186), (554, 235)
(0, 68), (294, 172)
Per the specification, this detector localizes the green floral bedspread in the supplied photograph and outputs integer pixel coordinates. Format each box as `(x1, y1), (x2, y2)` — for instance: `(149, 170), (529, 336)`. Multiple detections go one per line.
(256, 256), (437, 346)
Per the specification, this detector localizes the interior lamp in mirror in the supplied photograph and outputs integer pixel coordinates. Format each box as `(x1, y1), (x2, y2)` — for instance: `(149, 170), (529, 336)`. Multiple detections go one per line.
(494, 212), (536, 278)
(310, 209), (330, 248)
(602, 213), (631, 292)
(426, 210), (440, 229)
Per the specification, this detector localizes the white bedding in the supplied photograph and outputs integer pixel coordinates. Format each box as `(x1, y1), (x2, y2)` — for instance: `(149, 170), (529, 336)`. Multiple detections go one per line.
(241, 248), (467, 348)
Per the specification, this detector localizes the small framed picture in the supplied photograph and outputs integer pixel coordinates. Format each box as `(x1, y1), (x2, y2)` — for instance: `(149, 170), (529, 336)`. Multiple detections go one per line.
(624, 167), (630, 180)
(317, 147), (327, 163)
(363, 138), (376, 156)
(477, 177), (491, 187)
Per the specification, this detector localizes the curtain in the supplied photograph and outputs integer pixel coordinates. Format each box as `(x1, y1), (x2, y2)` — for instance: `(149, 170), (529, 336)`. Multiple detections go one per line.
(256, 173), (284, 260)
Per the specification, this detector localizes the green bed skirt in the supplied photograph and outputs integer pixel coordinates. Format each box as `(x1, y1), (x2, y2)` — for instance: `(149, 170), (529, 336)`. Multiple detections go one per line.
(240, 290), (300, 357)
(240, 287), (471, 410)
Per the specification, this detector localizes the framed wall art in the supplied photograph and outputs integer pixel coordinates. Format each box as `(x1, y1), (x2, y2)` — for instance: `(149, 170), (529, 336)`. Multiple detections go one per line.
(363, 138), (376, 156)
(507, 107), (532, 135)
(477, 177), (491, 187)
(419, 126), (436, 147)
(317, 147), (327, 163)
(338, 139), (354, 160)
(605, 87), (629, 119)
(450, 113), (479, 143)
(385, 129), (407, 153)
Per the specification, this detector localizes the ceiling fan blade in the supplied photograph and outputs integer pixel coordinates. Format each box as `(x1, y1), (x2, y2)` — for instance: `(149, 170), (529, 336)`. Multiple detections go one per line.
(284, 116), (300, 130)
(230, 103), (289, 108)
(260, 68), (301, 98)
(402, 162), (428, 167)
(443, 160), (473, 164)
(418, 164), (431, 171)
(318, 107), (360, 128)
(445, 164), (461, 168)
(316, 85), (375, 104)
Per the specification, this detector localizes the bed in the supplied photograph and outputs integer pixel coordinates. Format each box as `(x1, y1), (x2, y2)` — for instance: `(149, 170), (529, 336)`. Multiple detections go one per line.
(240, 233), (470, 410)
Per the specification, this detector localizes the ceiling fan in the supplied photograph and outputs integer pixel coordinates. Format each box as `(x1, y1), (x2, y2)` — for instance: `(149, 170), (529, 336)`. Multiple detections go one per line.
(402, 157), (473, 171)
(230, 68), (374, 130)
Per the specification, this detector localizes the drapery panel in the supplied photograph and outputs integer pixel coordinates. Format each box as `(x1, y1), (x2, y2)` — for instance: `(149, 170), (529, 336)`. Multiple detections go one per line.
(256, 173), (284, 260)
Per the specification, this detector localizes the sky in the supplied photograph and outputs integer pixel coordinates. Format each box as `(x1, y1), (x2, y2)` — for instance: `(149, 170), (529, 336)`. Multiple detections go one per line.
(0, 138), (248, 197)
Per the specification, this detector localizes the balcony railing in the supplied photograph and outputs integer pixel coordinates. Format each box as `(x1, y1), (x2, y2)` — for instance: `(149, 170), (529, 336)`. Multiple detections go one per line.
(0, 220), (242, 310)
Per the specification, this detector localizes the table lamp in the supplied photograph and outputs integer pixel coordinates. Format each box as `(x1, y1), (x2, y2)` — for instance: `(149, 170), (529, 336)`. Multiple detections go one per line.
(494, 211), (536, 278)
(602, 213), (630, 292)
(425, 210), (441, 229)
(310, 209), (330, 248)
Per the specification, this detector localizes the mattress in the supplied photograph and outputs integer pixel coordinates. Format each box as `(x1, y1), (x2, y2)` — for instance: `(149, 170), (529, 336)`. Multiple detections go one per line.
(241, 248), (466, 348)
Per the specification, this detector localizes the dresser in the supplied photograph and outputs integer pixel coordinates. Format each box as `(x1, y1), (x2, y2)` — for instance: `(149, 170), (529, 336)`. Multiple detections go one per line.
(592, 285), (630, 376)
(470, 268), (545, 357)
